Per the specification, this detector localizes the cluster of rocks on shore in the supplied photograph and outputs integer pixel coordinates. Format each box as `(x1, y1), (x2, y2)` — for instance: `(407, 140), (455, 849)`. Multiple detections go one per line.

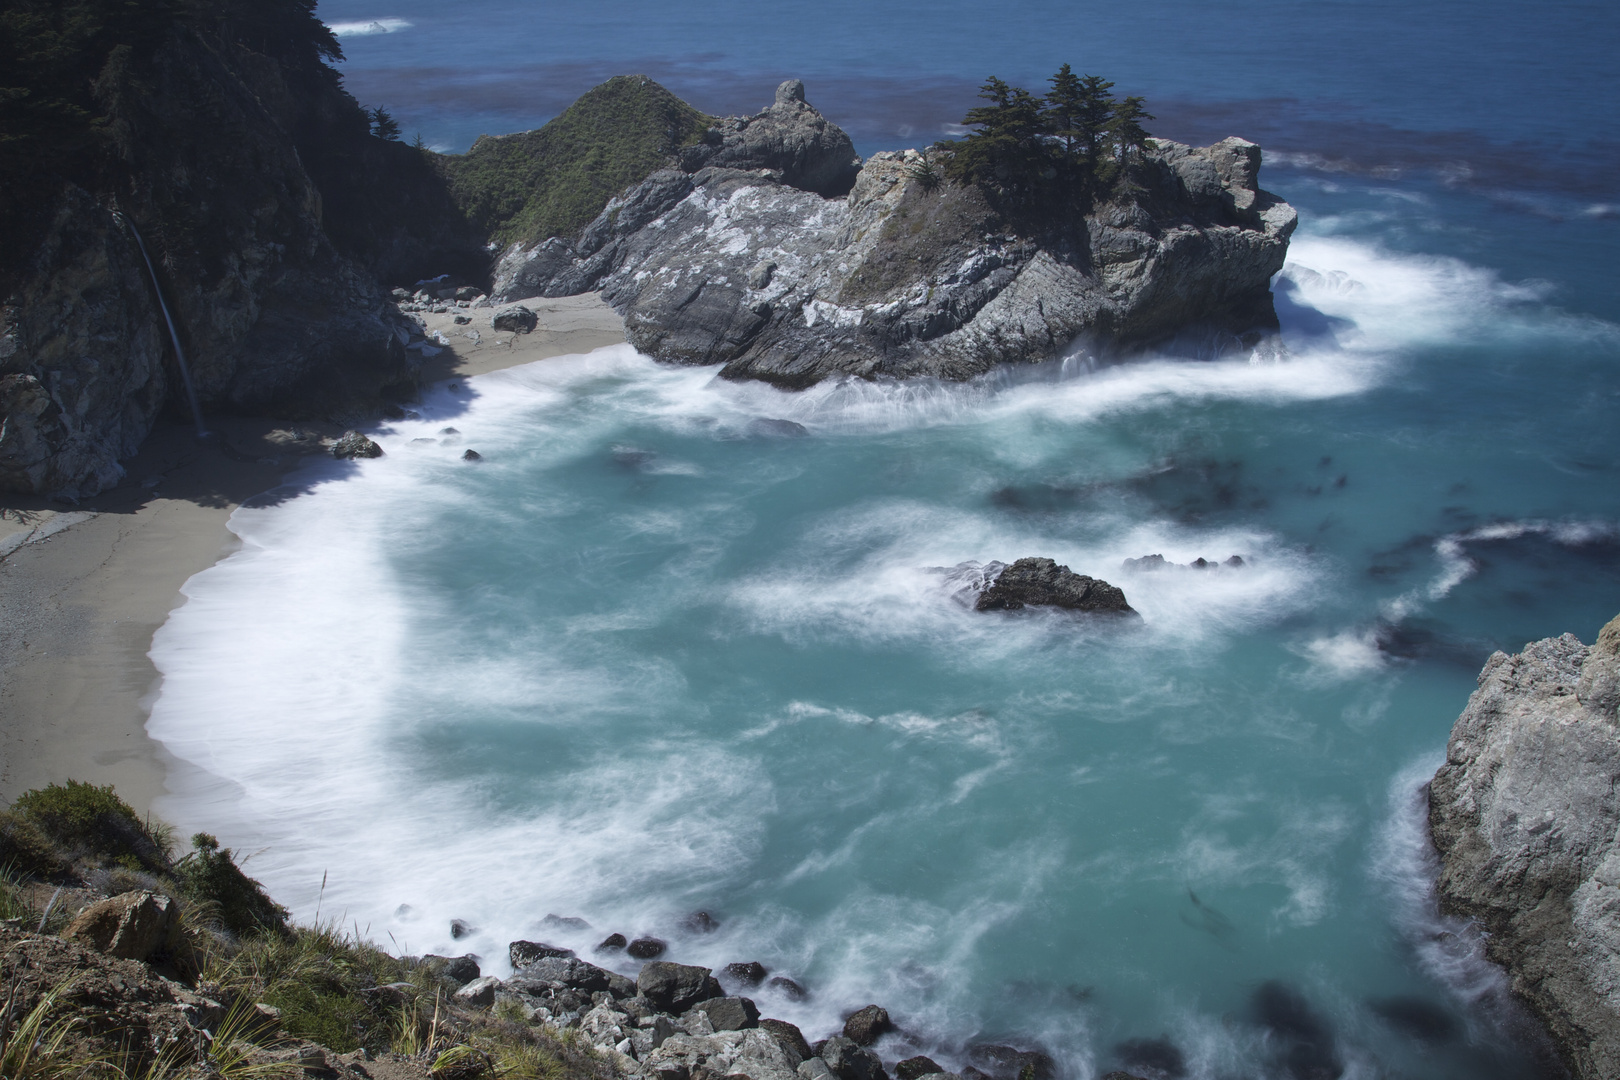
(408, 933), (1075, 1080)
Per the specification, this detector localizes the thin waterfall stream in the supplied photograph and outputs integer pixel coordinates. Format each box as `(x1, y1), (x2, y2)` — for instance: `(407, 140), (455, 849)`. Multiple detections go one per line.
(116, 211), (209, 438)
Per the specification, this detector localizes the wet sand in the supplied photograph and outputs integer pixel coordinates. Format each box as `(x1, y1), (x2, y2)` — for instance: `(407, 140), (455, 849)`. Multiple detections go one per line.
(0, 294), (624, 816)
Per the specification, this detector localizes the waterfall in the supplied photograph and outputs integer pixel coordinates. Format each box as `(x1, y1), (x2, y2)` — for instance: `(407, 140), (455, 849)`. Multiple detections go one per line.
(114, 212), (209, 437)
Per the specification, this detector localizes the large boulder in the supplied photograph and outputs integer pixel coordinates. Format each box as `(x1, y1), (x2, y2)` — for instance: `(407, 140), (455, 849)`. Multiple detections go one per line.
(453, 975), (502, 1008)
(508, 955), (614, 992)
(759, 1018), (811, 1065)
(842, 1004), (892, 1046)
(688, 995), (760, 1031)
(1429, 613), (1620, 1080)
(974, 557), (1135, 615)
(331, 430), (383, 459)
(419, 953), (481, 984)
(819, 1036), (887, 1080)
(64, 891), (183, 963)
(509, 940), (574, 967)
(638, 961), (724, 1013)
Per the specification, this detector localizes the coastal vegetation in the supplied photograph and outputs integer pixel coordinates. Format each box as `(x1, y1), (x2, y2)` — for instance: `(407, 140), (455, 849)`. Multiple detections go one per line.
(939, 66), (1154, 207)
(435, 76), (713, 249)
(0, 780), (608, 1080)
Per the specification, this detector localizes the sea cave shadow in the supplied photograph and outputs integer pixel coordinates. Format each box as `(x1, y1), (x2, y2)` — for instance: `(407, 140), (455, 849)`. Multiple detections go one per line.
(1272, 276), (1354, 347)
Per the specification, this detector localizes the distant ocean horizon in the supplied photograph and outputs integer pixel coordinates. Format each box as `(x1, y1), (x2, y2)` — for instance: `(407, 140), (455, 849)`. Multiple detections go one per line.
(147, 4), (1620, 1077)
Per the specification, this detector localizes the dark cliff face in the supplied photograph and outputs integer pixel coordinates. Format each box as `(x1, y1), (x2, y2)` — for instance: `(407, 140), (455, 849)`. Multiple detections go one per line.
(0, 0), (483, 496)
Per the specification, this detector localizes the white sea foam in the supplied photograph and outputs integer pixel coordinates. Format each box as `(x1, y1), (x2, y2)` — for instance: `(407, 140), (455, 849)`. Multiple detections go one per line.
(1369, 757), (1542, 1050)
(141, 225), (1595, 1073)
(329, 17), (412, 35)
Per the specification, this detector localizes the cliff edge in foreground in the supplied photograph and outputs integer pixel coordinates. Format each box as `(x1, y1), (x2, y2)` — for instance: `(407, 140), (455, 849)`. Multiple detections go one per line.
(1430, 613), (1620, 1080)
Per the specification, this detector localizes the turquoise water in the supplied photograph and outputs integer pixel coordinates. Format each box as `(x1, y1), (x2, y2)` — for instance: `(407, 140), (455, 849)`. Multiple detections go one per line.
(148, 4), (1620, 1077)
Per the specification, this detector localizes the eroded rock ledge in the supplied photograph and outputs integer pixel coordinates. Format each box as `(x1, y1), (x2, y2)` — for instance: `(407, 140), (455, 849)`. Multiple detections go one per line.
(493, 82), (1295, 389)
(1429, 613), (1620, 1080)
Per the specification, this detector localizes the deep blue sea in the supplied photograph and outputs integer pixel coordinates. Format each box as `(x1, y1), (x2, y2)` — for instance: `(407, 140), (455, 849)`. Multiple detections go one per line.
(148, 4), (1620, 1078)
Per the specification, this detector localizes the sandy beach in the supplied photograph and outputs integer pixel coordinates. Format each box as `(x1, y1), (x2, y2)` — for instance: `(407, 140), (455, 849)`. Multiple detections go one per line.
(0, 294), (625, 815)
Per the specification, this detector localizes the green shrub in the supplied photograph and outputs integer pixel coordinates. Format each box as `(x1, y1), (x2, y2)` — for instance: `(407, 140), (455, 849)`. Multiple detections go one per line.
(11, 781), (167, 872)
(0, 810), (66, 880)
(173, 833), (288, 938)
(438, 74), (711, 247)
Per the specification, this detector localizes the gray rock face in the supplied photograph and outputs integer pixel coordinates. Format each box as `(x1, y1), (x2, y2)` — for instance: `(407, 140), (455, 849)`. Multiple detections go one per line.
(758, 1018), (811, 1065)
(509, 940), (575, 967)
(637, 961), (724, 1013)
(974, 557), (1135, 615)
(677, 80), (861, 197)
(687, 995), (759, 1031)
(453, 975), (502, 1007)
(1429, 613), (1620, 1080)
(509, 955), (615, 992)
(493, 93), (1294, 389)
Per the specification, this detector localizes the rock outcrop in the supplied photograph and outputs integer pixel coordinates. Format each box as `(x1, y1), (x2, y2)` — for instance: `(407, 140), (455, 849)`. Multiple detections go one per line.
(676, 79), (861, 197)
(1429, 613), (1620, 1080)
(492, 82), (1294, 389)
(1, 7), (480, 497)
(973, 557), (1135, 615)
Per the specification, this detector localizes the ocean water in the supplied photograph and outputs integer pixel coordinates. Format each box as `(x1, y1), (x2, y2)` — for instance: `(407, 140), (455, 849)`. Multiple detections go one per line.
(147, 4), (1620, 1078)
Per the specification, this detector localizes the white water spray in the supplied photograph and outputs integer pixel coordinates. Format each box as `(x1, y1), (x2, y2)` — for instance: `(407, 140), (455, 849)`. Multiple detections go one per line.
(115, 211), (209, 438)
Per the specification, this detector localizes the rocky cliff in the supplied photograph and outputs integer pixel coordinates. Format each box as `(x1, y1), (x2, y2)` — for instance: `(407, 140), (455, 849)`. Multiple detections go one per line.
(492, 81), (1295, 388)
(0, 0), (483, 497)
(1429, 613), (1620, 1080)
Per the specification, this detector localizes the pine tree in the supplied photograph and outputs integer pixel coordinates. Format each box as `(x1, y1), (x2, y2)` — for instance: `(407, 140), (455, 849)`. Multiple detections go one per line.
(944, 76), (1050, 199)
(1074, 74), (1116, 165)
(1108, 95), (1154, 161)
(1045, 63), (1085, 161)
(369, 106), (400, 141)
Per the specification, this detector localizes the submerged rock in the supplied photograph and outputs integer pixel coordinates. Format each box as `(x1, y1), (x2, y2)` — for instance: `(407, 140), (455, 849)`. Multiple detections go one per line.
(974, 557), (1135, 615)
(724, 961), (769, 986)
(1429, 613), (1620, 1080)
(628, 936), (668, 959)
(767, 975), (807, 1000)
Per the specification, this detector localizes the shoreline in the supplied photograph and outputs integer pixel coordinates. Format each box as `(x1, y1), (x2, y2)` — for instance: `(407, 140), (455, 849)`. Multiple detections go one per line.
(0, 294), (625, 817)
